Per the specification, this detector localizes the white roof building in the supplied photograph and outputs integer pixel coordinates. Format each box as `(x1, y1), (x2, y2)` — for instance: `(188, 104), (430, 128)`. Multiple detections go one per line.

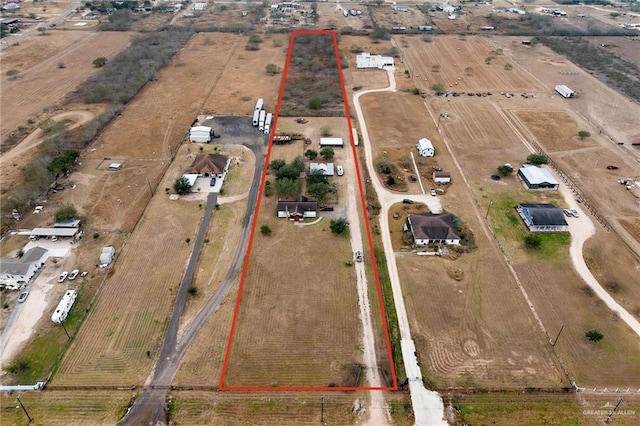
(100, 246), (115, 267)
(30, 228), (80, 238)
(310, 163), (335, 176)
(189, 126), (213, 143)
(319, 137), (344, 147)
(518, 165), (559, 190)
(356, 53), (394, 69)
(416, 138), (435, 157)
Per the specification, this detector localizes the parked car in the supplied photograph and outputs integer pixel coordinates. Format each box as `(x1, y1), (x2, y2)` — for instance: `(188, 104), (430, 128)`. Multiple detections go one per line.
(210, 177), (216, 187)
(402, 199), (414, 204)
(563, 209), (572, 217)
(51, 236), (58, 242)
(58, 271), (69, 283)
(568, 208), (579, 218)
(18, 291), (29, 303)
(336, 165), (344, 176)
(430, 188), (437, 196)
(606, 165), (619, 170)
(354, 250), (363, 263)
(68, 269), (80, 280)
(33, 206), (43, 214)
(29, 235), (39, 241)
(80, 271), (88, 277)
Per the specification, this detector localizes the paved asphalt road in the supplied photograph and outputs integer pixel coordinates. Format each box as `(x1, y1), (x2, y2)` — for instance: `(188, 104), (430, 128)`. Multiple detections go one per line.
(120, 137), (266, 425)
(0, 3), (80, 50)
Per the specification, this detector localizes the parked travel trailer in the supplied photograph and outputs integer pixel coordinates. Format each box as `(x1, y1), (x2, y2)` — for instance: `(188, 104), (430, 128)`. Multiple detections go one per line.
(264, 113), (273, 135)
(258, 110), (267, 131)
(252, 109), (260, 127)
(255, 98), (264, 111)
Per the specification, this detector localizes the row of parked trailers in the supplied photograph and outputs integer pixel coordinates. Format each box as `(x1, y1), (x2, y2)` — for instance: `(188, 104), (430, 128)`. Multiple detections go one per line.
(252, 98), (273, 135)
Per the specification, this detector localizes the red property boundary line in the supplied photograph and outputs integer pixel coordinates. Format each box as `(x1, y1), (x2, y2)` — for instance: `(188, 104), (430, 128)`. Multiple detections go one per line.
(219, 30), (398, 392)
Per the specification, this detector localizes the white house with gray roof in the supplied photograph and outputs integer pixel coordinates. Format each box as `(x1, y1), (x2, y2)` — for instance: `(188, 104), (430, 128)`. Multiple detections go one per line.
(0, 247), (48, 288)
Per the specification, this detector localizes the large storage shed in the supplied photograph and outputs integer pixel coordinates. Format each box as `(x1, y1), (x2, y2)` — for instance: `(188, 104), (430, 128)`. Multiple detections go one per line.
(189, 126), (214, 143)
(320, 137), (344, 148)
(356, 53), (394, 69)
(518, 165), (559, 190)
(416, 138), (434, 157)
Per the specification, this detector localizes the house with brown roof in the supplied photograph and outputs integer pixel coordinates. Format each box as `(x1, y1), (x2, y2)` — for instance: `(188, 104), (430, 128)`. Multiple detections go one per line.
(185, 154), (230, 179)
(433, 171), (451, 184)
(277, 196), (318, 219)
(407, 213), (460, 245)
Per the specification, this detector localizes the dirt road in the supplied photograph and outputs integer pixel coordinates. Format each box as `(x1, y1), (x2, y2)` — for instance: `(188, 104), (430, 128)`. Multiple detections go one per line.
(353, 68), (447, 426)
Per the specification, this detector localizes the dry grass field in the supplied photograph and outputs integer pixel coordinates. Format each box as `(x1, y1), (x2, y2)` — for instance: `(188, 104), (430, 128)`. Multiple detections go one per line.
(515, 110), (599, 152)
(168, 390), (413, 425)
(401, 35), (547, 93)
(0, 390), (133, 425)
(202, 33), (289, 116)
(0, 31), (134, 142)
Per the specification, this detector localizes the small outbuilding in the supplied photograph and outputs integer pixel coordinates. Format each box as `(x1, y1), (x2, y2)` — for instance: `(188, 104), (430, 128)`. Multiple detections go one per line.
(416, 138), (435, 157)
(433, 171), (451, 184)
(319, 137), (344, 148)
(518, 164), (559, 190)
(310, 163), (335, 176)
(189, 126), (214, 143)
(517, 203), (568, 232)
(394, 4), (408, 12)
(108, 163), (123, 171)
(407, 213), (460, 245)
(100, 246), (116, 267)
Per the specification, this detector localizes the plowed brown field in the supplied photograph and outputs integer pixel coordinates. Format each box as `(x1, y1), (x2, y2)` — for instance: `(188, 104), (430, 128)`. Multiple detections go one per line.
(0, 31), (134, 141)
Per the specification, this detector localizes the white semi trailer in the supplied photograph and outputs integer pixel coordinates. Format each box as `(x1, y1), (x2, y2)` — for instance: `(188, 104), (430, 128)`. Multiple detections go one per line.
(555, 85), (575, 98)
(264, 113), (273, 135)
(252, 110), (260, 127)
(255, 98), (264, 111)
(258, 110), (267, 131)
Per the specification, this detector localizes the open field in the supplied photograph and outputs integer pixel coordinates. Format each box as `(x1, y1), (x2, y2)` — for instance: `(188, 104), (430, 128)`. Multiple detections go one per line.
(0, 31), (134, 142)
(169, 390), (413, 425)
(585, 36), (640, 68)
(0, 390), (133, 425)
(453, 391), (640, 426)
(202, 33), (288, 116)
(516, 110), (598, 152)
(401, 35), (547, 93)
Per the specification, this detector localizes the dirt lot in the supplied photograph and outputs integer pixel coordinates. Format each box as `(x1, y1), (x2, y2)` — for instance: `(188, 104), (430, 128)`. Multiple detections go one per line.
(400, 35), (547, 94)
(585, 36), (640, 68)
(0, 31), (134, 142)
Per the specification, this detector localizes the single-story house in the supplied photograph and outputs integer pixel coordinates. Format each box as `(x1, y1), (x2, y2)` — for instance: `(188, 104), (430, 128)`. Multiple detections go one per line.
(189, 126), (214, 143)
(319, 137), (344, 148)
(82, 11), (99, 20)
(433, 171), (451, 184)
(0, 246), (48, 288)
(277, 196), (318, 219)
(356, 53), (395, 69)
(185, 154), (230, 179)
(310, 163), (335, 176)
(416, 138), (434, 157)
(394, 4), (408, 12)
(100, 246), (115, 267)
(518, 164), (559, 190)
(439, 4), (456, 14)
(517, 203), (568, 232)
(407, 213), (460, 245)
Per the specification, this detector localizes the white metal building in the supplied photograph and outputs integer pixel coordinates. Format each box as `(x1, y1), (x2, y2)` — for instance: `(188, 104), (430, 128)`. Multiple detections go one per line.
(51, 290), (77, 324)
(310, 163), (335, 176)
(320, 137), (344, 148)
(30, 228), (80, 238)
(416, 138), (435, 157)
(356, 53), (394, 69)
(100, 246), (115, 268)
(555, 85), (574, 98)
(518, 164), (559, 190)
(189, 126), (214, 143)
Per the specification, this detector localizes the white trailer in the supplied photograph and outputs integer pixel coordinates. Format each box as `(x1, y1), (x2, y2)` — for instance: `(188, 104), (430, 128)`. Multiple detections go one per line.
(252, 110), (260, 127)
(51, 290), (77, 324)
(255, 98), (264, 111)
(555, 85), (574, 98)
(258, 110), (266, 131)
(264, 113), (273, 135)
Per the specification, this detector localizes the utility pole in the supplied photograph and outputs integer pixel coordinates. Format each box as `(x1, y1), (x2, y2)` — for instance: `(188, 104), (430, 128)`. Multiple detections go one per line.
(485, 199), (494, 219)
(16, 397), (32, 423)
(552, 324), (564, 347)
(60, 322), (70, 339)
(605, 398), (623, 424)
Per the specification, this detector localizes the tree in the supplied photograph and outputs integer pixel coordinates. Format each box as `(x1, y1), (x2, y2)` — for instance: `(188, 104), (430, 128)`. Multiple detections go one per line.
(173, 176), (192, 195)
(269, 159), (286, 171)
(291, 156), (305, 173)
(497, 164), (514, 176)
(37, 26), (47, 36)
(54, 205), (77, 222)
(372, 0), (383, 6)
(585, 329), (603, 343)
(464, 67), (474, 76)
(578, 130), (591, 140)
(310, 1), (319, 22)
(305, 149), (318, 160)
(275, 177), (300, 198)
(431, 83), (445, 93)
(93, 57), (107, 68)
(47, 150), (80, 176)
(308, 182), (331, 204)
(524, 233), (542, 249)
(276, 164), (300, 180)
(330, 218), (349, 235)
(319, 147), (334, 161)
(6, 69), (19, 78)
(309, 98), (322, 110)
(260, 225), (272, 235)
(375, 158), (392, 174)
(320, 126), (332, 137)
(265, 63), (281, 75)
(307, 170), (328, 185)
(526, 153), (548, 165)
